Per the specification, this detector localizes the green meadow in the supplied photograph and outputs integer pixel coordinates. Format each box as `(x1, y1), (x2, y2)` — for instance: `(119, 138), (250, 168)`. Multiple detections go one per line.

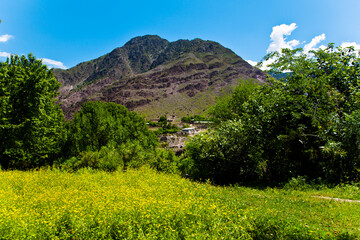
(0, 168), (359, 239)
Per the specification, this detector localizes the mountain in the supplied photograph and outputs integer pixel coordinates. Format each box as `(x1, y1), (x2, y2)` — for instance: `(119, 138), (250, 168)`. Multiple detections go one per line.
(54, 35), (265, 120)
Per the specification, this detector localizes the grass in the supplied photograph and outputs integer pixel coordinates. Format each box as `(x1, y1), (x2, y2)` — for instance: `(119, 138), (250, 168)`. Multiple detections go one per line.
(0, 167), (359, 239)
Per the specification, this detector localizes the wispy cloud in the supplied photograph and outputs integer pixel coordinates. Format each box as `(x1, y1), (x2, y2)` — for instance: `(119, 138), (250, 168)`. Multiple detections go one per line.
(0, 34), (13, 43)
(259, 57), (276, 71)
(304, 34), (326, 53)
(0, 52), (67, 69)
(0, 28), (66, 69)
(41, 58), (67, 69)
(0, 51), (12, 58)
(246, 59), (258, 67)
(0, 30), (13, 58)
(267, 23), (299, 53)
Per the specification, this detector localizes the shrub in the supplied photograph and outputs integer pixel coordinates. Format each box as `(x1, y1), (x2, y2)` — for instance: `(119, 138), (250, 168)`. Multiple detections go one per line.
(283, 176), (310, 191)
(184, 120), (258, 184)
(62, 145), (123, 172)
(150, 148), (179, 174)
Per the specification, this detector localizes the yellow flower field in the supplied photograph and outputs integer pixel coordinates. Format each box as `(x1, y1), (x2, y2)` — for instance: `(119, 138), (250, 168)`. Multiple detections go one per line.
(0, 167), (359, 239)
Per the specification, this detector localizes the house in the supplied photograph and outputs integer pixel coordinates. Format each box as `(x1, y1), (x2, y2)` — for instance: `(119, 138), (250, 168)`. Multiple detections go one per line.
(181, 127), (196, 134)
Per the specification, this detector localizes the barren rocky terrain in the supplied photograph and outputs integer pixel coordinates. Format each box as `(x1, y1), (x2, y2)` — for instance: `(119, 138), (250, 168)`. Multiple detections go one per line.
(54, 35), (265, 119)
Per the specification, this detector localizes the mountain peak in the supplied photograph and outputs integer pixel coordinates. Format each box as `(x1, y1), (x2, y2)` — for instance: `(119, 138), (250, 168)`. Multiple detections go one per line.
(54, 35), (265, 119)
(121, 35), (169, 73)
(124, 35), (168, 46)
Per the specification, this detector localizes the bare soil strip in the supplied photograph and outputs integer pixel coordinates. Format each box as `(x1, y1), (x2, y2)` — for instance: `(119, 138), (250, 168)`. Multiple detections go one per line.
(312, 196), (360, 203)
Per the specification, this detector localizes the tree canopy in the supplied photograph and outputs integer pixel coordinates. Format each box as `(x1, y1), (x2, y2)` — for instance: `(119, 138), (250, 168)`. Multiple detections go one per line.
(0, 54), (178, 172)
(0, 54), (65, 169)
(184, 44), (360, 184)
(61, 101), (160, 170)
(65, 101), (158, 155)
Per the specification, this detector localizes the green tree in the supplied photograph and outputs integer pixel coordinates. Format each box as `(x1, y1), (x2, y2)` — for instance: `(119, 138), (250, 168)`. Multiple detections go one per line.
(185, 44), (360, 184)
(183, 120), (258, 184)
(159, 116), (167, 123)
(258, 45), (360, 181)
(63, 101), (158, 168)
(209, 79), (261, 121)
(0, 54), (65, 169)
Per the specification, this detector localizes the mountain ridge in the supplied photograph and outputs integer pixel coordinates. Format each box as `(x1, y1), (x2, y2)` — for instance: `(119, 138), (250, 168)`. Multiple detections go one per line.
(54, 35), (265, 119)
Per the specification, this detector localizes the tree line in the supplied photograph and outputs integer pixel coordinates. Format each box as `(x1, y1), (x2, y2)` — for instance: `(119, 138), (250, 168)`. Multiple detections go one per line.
(0, 54), (178, 173)
(1, 44), (359, 185)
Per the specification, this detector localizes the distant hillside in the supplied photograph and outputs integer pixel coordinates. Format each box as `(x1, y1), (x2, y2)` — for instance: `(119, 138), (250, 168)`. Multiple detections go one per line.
(54, 35), (265, 119)
(271, 72), (291, 80)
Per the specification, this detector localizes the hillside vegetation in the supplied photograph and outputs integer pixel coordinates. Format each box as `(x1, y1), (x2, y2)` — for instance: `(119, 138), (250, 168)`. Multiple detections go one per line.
(53, 35), (265, 119)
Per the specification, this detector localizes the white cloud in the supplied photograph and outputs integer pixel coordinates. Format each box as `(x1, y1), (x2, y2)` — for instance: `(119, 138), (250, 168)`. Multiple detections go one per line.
(259, 57), (276, 71)
(0, 31), (13, 58)
(246, 59), (258, 66)
(0, 31), (66, 68)
(341, 42), (360, 51)
(0, 52), (67, 69)
(0, 34), (13, 43)
(304, 34), (326, 53)
(288, 39), (300, 48)
(41, 58), (67, 69)
(0, 51), (11, 58)
(267, 23), (299, 53)
(0, 29), (67, 69)
(262, 23), (360, 72)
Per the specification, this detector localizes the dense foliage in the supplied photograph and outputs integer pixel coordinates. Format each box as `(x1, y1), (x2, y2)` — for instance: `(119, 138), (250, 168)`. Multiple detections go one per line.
(64, 101), (157, 155)
(61, 101), (161, 170)
(0, 55), (65, 169)
(181, 115), (214, 123)
(184, 44), (360, 184)
(0, 55), (178, 172)
(208, 79), (260, 122)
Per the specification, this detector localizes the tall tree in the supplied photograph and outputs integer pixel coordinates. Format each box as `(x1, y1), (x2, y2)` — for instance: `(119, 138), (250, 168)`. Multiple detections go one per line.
(185, 44), (360, 184)
(0, 54), (65, 169)
(63, 101), (158, 160)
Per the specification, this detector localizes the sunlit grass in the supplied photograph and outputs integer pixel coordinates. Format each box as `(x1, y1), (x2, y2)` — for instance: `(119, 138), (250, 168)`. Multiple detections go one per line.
(0, 167), (359, 239)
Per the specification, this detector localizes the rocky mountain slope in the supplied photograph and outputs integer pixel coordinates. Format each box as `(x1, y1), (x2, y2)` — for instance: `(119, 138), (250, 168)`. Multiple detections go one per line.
(54, 35), (265, 119)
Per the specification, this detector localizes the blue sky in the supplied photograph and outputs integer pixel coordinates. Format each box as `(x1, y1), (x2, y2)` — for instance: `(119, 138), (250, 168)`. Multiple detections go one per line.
(1, 0), (360, 69)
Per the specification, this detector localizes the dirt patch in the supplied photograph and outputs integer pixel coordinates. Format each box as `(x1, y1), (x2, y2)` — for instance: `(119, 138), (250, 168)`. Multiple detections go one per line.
(312, 196), (360, 203)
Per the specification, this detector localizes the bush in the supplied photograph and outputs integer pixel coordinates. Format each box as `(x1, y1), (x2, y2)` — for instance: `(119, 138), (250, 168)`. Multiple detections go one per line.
(153, 123), (180, 135)
(117, 141), (154, 169)
(181, 115), (214, 123)
(159, 116), (167, 123)
(283, 176), (310, 191)
(150, 148), (179, 174)
(184, 120), (258, 184)
(62, 145), (123, 172)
